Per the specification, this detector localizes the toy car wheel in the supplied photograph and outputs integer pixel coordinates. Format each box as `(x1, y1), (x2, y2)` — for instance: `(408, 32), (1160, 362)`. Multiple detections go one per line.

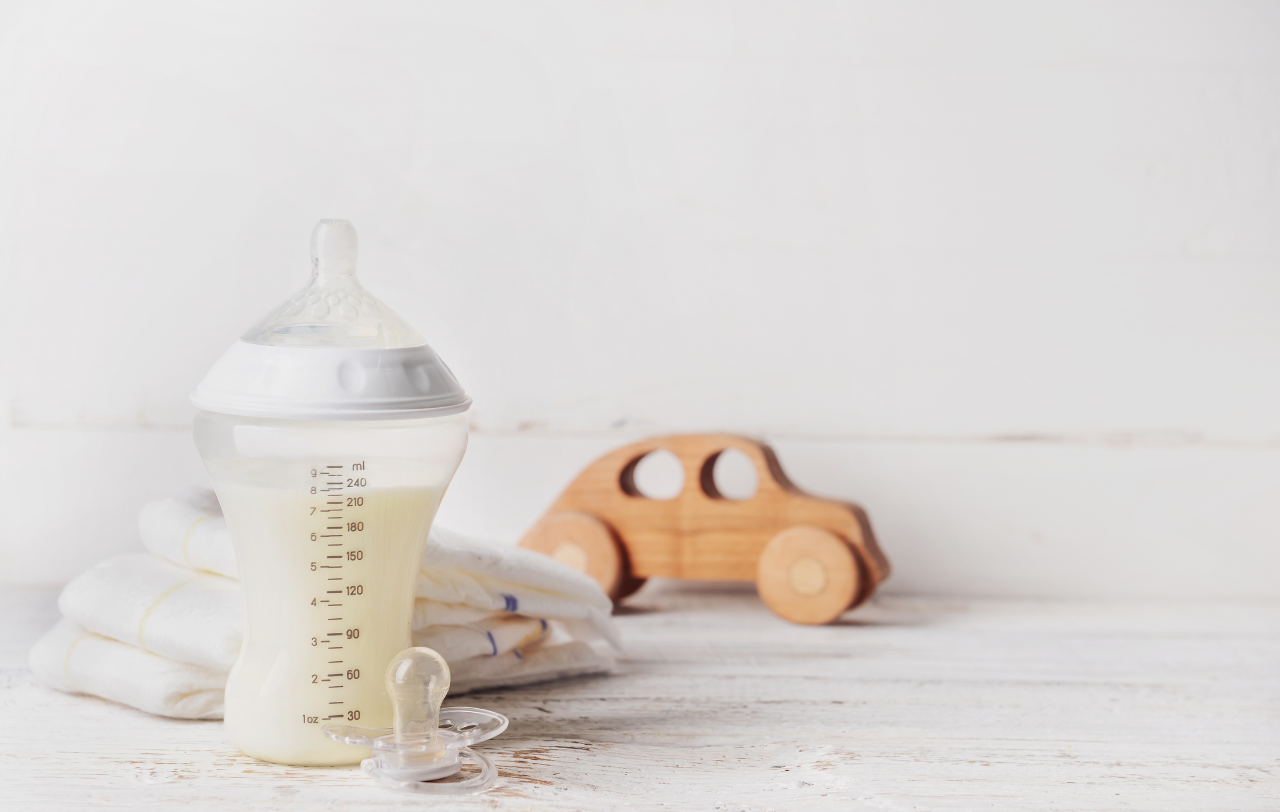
(756, 526), (861, 625)
(519, 511), (643, 602)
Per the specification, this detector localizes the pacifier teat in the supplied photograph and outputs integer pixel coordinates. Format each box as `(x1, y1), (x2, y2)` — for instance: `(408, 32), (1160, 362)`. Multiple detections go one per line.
(388, 647), (451, 742)
(323, 647), (509, 795)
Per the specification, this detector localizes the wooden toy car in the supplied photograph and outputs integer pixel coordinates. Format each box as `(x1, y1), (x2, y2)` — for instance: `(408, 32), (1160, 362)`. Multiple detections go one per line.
(518, 434), (890, 625)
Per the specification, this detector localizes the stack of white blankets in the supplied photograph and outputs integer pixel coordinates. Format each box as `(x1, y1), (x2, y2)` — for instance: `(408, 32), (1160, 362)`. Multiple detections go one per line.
(30, 489), (618, 720)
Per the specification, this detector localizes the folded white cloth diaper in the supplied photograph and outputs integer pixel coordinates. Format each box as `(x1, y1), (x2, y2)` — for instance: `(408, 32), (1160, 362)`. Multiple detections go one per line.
(139, 487), (238, 579)
(31, 491), (620, 719)
(30, 618), (227, 720)
(414, 615), (549, 661)
(448, 639), (613, 694)
(58, 553), (242, 671)
(417, 526), (621, 648)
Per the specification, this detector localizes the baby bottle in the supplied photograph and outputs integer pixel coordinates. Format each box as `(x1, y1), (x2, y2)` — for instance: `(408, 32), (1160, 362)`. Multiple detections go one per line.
(191, 220), (470, 766)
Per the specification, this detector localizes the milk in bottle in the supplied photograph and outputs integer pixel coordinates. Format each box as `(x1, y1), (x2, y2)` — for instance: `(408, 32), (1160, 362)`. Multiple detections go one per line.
(192, 221), (470, 765)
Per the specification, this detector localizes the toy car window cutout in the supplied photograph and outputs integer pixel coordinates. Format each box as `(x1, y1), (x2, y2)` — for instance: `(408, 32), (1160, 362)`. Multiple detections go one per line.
(620, 448), (684, 500)
(699, 448), (759, 501)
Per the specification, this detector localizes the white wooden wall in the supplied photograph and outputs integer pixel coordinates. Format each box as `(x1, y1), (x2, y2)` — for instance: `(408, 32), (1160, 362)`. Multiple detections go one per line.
(2, 1), (1278, 597)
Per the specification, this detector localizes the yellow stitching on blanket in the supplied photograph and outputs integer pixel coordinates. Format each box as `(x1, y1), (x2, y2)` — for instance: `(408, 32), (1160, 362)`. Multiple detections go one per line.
(180, 514), (215, 568)
(62, 632), (90, 693)
(137, 576), (206, 653)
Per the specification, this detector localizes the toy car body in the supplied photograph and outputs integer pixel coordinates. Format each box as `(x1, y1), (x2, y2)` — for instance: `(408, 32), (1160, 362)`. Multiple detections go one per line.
(519, 434), (890, 624)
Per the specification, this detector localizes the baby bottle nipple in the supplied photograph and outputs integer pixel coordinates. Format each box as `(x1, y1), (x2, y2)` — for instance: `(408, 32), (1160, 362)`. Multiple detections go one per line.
(239, 219), (427, 349)
(323, 647), (510, 795)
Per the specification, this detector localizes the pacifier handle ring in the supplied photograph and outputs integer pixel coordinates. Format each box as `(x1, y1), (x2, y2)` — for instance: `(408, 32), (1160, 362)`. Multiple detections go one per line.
(363, 747), (498, 795)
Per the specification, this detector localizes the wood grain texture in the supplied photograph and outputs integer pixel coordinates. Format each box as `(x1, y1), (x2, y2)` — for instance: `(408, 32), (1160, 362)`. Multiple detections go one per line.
(2, 584), (1277, 811)
(518, 511), (636, 601)
(520, 434), (890, 618)
(756, 526), (860, 624)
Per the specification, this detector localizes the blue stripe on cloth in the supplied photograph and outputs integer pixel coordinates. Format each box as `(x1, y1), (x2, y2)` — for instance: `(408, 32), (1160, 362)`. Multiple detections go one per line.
(501, 593), (518, 612)
(513, 648), (523, 660)
(486, 630), (498, 656)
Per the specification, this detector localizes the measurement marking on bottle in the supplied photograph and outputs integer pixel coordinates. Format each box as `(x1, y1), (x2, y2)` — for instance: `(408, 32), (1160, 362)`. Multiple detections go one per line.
(310, 463), (364, 731)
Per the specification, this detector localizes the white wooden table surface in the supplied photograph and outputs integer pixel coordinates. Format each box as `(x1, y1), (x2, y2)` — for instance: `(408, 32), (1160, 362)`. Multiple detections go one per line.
(1, 582), (1276, 811)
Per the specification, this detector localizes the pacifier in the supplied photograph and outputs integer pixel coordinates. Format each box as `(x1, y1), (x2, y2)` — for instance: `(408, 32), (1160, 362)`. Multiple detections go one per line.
(322, 647), (509, 794)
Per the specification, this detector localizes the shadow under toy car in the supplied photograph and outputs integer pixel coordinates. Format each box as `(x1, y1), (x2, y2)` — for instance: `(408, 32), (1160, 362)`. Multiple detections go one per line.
(518, 434), (890, 625)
